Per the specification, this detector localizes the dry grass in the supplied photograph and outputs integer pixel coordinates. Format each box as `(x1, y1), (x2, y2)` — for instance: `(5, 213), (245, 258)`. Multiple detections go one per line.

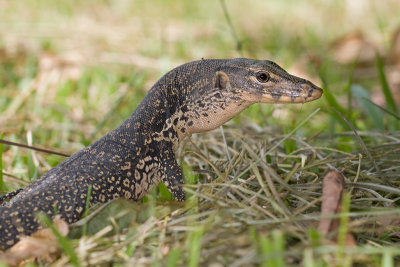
(36, 124), (400, 266)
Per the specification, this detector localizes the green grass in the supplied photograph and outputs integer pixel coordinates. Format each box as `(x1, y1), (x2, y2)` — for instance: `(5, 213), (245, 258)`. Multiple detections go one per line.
(1, 0), (400, 266)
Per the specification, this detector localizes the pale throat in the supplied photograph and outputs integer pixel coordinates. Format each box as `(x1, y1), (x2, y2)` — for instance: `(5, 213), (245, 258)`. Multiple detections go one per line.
(155, 91), (255, 151)
(177, 100), (252, 141)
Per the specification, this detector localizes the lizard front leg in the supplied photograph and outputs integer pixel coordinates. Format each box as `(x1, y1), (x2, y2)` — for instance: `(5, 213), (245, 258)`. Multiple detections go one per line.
(160, 147), (185, 201)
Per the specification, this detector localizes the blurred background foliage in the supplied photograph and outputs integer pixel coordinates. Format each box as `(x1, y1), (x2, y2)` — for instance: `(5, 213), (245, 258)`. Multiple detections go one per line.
(1, 0), (399, 143)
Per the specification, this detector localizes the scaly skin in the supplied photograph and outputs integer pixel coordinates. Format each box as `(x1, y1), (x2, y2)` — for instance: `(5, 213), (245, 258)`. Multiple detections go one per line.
(0, 58), (322, 249)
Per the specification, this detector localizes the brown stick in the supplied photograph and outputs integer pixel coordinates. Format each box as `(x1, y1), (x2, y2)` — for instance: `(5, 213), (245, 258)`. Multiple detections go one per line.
(0, 139), (70, 157)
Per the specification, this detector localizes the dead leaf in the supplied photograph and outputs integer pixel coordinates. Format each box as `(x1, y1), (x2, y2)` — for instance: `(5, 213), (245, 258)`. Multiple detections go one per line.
(318, 171), (344, 234)
(332, 32), (377, 65)
(318, 171), (356, 246)
(0, 216), (69, 266)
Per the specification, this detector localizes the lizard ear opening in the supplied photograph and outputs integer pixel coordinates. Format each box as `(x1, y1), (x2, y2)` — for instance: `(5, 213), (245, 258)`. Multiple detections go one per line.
(214, 71), (230, 89)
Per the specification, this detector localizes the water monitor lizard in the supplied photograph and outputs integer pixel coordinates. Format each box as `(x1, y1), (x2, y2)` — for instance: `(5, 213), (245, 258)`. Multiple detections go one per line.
(0, 58), (322, 249)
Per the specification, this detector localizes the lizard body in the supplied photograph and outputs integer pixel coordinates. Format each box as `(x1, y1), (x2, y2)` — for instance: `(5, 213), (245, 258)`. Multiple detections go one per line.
(0, 58), (322, 249)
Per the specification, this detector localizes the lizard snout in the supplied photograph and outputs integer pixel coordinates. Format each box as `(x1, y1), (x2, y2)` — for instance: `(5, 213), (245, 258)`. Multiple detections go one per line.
(300, 81), (323, 103)
(258, 80), (323, 104)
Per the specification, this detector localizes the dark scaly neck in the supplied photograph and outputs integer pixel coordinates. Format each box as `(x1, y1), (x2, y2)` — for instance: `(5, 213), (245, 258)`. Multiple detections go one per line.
(106, 60), (223, 150)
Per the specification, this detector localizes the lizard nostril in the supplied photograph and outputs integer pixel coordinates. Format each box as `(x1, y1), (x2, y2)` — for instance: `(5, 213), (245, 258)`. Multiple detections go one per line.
(301, 83), (312, 91)
(296, 82), (323, 101)
(303, 83), (323, 99)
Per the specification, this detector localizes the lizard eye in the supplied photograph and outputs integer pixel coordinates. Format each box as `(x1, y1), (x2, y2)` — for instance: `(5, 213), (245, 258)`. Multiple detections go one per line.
(256, 71), (270, 83)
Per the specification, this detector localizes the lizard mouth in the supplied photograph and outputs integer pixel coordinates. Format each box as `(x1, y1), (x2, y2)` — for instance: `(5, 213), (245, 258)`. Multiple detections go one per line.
(261, 82), (323, 104)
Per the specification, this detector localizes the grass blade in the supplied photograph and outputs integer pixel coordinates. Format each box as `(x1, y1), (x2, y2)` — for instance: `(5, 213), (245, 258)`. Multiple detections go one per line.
(187, 225), (204, 267)
(333, 108), (382, 175)
(363, 98), (400, 120)
(382, 250), (394, 267)
(337, 193), (351, 260)
(351, 84), (384, 129)
(319, 70), (349, 129)
(158, 182), (173, 200)
(166, 248), (182, 267)
(376, 53), (397, 114)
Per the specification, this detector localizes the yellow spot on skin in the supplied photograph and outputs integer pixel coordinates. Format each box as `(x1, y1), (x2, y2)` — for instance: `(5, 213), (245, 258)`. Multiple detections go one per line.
(137, 159), (145, 169)
(112, 155), (121, 161)
(121, 162), (131, 170)
(134, 169), (140, 181)
(124, 191), (132, 199)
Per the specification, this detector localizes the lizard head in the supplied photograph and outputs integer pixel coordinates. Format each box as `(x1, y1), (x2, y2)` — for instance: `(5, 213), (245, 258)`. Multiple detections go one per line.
(172, 58), (323, 138)
(219, 58), (323, 104)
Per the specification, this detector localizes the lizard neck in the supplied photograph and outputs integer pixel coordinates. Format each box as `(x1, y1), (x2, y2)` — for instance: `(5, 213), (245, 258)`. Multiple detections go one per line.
(107, 60), (226, 151)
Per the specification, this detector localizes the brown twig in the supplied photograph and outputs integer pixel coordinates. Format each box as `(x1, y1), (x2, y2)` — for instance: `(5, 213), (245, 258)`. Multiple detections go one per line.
(0, 139), (70, 157)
